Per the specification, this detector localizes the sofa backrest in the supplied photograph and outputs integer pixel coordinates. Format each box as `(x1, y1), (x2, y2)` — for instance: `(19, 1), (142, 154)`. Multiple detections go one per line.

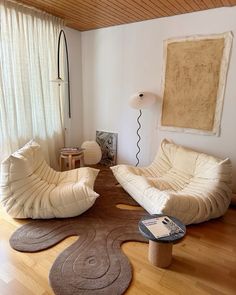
(154, 139), (231, 181)
(0, 140), (44, 185)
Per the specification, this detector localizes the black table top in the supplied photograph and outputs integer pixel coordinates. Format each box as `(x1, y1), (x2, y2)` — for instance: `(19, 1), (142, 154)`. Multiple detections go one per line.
(138, 214), (186, 244)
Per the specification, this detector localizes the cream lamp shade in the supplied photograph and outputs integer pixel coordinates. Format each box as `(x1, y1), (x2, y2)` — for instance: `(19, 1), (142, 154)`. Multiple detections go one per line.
(129, 92), (156, 109)
(81, 141), (102, 165)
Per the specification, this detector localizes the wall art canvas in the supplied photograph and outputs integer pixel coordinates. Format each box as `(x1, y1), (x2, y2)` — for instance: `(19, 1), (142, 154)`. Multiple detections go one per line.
(160, 32), (233, 135)
(96, 131), (118, 166)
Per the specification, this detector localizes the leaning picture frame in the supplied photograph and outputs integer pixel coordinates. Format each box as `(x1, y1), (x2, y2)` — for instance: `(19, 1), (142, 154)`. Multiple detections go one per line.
(96, 131), (118, 166)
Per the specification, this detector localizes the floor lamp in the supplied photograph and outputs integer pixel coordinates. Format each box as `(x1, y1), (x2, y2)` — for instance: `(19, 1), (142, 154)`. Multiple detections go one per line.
(129, 92), (156, 166)
(52, 29), (71, 118)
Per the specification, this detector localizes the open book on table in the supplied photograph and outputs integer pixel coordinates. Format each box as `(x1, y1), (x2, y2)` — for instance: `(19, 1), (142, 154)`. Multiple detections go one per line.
(142, 216), (184, 239)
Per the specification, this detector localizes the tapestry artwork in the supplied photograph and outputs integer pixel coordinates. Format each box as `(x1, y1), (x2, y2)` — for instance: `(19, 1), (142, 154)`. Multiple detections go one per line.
(160, 32), (233, 135)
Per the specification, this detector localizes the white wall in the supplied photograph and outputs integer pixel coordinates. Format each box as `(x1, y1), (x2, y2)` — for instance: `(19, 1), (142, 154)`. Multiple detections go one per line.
(65, 27), (83, 147)
(81, 7), (236, 191)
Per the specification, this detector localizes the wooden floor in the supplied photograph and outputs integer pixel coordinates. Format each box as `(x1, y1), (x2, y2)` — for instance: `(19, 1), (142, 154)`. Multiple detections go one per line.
(0, 205), (236, 295)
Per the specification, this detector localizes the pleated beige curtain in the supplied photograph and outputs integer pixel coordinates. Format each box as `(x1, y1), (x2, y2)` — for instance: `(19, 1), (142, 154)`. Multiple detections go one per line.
(0, 0), (65, 168)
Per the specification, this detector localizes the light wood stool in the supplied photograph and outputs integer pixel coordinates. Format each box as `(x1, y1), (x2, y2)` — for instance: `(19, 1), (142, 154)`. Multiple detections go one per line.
(59, 150), (84, 171)
(148, 240), (173, 267)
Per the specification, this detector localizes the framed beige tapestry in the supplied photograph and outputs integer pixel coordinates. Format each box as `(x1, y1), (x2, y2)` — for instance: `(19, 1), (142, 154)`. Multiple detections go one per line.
(160, 32), (233, 135)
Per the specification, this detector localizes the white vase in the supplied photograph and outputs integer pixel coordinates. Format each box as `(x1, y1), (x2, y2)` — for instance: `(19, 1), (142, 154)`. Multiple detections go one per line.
(81, 141), (102, 165)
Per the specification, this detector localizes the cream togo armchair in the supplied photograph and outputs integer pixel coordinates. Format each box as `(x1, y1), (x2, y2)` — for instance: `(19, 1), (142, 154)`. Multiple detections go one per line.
(0, 140), (99, 219)
(111, 139), (232, 225)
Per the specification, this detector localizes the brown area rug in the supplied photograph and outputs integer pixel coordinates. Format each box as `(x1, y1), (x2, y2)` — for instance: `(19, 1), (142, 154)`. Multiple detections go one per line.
(10, 167), (148, 295)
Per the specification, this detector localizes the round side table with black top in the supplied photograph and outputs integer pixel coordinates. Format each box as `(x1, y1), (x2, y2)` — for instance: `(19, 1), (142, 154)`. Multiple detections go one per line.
(138, 214), (186, 268)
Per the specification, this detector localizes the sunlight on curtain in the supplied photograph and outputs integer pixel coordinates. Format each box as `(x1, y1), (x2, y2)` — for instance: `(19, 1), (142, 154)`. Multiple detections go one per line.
(0, 0), (65, 168)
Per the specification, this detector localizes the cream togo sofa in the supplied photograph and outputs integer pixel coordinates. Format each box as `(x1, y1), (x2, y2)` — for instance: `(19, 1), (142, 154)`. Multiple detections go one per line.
(0, 140), (99, 219)
(111, 139), (232, 225)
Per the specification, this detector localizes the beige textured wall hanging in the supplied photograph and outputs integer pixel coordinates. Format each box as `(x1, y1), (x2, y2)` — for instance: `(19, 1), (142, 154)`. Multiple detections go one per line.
(160, 32), (233, 135)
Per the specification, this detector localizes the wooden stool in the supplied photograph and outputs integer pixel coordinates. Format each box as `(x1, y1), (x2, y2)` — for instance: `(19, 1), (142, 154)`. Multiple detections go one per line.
(139, 214), (186, 268)
(59, 150), (84, 171)
(148, 240), (173, 268)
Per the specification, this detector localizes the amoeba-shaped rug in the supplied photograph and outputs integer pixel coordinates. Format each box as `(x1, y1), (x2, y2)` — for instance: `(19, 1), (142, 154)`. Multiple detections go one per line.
(10, 167), (147, 295)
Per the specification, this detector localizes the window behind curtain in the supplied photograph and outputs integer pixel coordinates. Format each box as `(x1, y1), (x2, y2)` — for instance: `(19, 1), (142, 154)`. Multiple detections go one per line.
(0, 0), (65, 168)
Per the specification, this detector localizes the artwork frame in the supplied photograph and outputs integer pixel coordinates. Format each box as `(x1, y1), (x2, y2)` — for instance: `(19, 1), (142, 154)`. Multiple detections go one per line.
(160, 32), (233, 135)
(96, 131), (118, 166)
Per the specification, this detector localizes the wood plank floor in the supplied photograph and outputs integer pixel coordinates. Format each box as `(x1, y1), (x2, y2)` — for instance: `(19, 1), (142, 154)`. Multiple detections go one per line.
(0, 205), (236, 295)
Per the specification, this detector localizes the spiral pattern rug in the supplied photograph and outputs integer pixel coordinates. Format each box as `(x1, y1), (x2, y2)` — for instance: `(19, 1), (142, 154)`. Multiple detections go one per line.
(10, 167), (148, 295)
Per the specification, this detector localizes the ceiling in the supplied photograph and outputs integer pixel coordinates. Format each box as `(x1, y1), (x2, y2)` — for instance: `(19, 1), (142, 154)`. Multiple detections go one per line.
(17, 0), (236, 31)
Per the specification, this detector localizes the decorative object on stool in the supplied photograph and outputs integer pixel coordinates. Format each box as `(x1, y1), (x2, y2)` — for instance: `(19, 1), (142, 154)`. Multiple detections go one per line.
(129, 92), (156, 166)
(51, 29), (71, 118)
(96, 131), (118, 166)
(81, 141), (102, 165)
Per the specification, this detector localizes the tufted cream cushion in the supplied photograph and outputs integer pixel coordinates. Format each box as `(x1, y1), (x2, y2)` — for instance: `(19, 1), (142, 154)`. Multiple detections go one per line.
(111, 139), (232, 225)
(0, 140), (99, 219)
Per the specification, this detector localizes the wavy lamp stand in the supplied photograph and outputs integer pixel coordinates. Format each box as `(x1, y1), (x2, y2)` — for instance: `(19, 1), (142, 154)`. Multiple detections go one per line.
(135, 109), (142, 166)
(129, 92), (156, 166)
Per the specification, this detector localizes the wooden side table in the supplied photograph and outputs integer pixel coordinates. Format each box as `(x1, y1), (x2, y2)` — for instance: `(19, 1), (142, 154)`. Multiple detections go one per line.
(59, 149), (84, 171)
(138, 214), (186, 268)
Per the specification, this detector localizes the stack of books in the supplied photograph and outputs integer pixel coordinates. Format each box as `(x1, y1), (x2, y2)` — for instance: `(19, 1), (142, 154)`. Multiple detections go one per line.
(60, 147), (84, 154)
